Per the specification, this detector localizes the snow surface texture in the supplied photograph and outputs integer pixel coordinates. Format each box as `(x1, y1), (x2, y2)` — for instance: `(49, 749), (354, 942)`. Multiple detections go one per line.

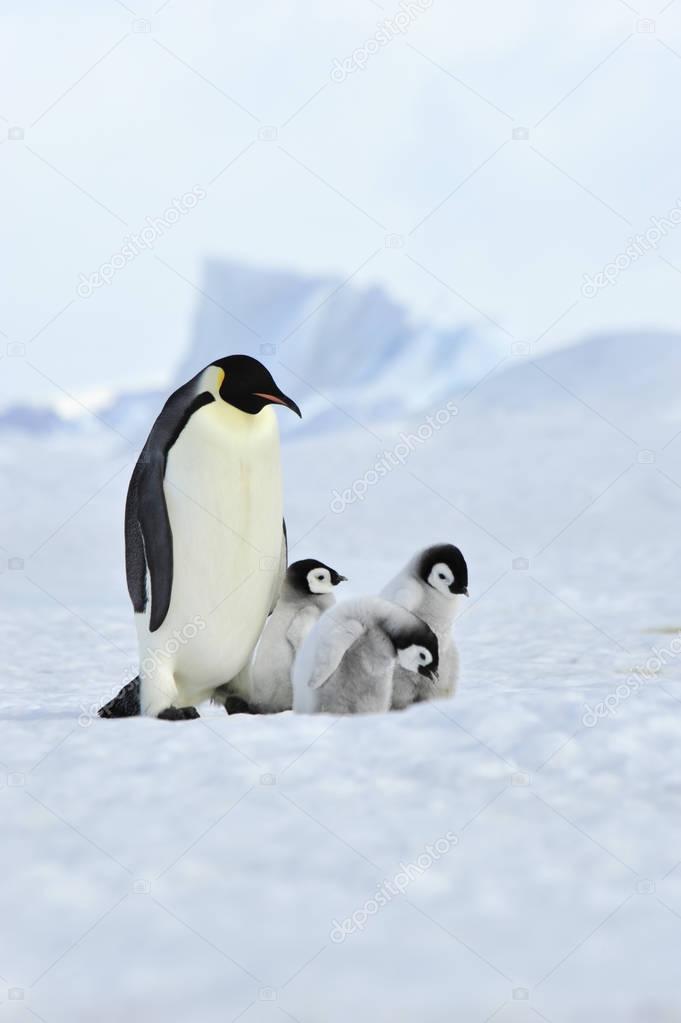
(2, 334), (681, 1021)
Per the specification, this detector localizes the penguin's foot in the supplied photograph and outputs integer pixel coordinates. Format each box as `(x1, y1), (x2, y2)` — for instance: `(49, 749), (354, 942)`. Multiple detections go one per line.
(157, 706), (200, 721)
(99, 677), (141, 718)
(223, 696), (258, 716)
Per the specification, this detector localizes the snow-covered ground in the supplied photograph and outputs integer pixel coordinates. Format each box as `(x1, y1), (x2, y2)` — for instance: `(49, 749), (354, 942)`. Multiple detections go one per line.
(2, 335), (681, 1021)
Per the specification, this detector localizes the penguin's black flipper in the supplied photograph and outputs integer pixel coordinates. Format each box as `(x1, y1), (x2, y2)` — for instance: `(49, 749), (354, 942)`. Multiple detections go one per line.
(125, 378), (215, 633)
(135, 452), (175, 634)
(98, 677), (141, 718)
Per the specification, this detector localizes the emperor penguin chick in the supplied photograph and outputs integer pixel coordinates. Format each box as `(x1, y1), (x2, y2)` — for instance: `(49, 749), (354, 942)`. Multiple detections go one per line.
(292, 597), (439, 715)
(248, 559), (347, 713)
(381, 543), (468, 710)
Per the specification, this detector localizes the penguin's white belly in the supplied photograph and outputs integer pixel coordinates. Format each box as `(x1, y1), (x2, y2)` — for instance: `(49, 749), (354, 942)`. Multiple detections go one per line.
(137, 403), (283, 704)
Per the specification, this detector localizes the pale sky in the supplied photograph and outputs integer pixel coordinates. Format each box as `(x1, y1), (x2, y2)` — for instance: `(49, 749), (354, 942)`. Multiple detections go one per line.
(1, 0), (681, 408)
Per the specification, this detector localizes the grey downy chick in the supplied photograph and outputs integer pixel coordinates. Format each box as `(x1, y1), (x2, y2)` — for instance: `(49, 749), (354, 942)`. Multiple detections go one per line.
(292, 597), (439, 715)
(247, 559), (347, 713)
(381, 544), (468, 710)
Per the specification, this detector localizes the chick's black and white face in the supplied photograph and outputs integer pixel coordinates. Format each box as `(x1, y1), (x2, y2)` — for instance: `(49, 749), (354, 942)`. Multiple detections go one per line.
(307, 567), (334, 595)
(397, 644), (437, 679)
(287, 560), (347, 597)
(419, 544), (469, 599)
(428, 562), (456, 596)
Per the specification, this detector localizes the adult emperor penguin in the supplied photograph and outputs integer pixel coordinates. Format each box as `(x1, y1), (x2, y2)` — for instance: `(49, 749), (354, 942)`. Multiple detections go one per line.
(381, 544), (468, 710)
(104, 355), (301, 721)
(246, 559), (347, 713)
(292, 597), (439, 715)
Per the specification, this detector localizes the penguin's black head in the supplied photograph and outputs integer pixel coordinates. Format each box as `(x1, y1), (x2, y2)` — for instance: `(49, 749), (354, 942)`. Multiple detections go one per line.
(418, 544), (469, 598)
(394, 619), (440, 680)
(211, 355), (302, 418)
(288, 559), (348, 596)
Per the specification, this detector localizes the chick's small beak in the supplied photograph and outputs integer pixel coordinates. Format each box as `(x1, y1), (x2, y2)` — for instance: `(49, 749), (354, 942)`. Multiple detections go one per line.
(254, 392), (302, 418)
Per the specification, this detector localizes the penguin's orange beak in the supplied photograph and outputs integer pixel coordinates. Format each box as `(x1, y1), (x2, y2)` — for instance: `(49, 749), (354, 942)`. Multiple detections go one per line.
(254, 392), (302, 418)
